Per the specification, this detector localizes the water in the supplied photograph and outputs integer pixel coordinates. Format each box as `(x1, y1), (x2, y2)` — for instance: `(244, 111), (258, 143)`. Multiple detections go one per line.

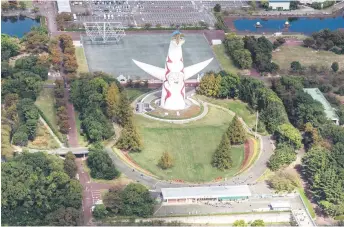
(1, 16), (40, 38)
(233, 15), (344, 34)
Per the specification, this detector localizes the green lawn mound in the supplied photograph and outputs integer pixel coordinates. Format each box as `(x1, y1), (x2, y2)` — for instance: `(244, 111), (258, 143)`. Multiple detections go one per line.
(129, 106), (244, 183)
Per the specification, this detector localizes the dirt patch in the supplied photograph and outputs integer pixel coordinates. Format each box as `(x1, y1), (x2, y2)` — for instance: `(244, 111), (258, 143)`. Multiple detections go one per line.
(240, 138), (254, 171)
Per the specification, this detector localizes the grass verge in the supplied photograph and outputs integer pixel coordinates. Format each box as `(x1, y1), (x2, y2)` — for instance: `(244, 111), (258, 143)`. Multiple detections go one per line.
(124, 88), (153, 102)
(212, 44), (241, 74)
(28, 121), (60, 150)
(75, 46), (89, 74)
(297, 188), (316, 219)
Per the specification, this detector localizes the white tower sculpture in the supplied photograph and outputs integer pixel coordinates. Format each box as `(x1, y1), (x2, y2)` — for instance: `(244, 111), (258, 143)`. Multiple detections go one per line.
(132, 31), (213, 110)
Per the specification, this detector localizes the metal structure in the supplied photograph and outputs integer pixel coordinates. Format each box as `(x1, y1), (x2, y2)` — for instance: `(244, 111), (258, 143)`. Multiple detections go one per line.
(84, 22), (126, 43)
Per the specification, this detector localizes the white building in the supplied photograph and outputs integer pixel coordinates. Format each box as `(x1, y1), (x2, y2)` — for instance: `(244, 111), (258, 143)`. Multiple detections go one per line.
(270, 201), (291, 211)
(57, 0), (72, 13)
(161, 185), (252, 204)
(269, 0), (291, 10)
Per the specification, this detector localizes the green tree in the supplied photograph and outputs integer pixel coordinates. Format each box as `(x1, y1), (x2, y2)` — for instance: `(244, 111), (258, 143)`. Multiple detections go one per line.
(119, 183), (154, 217)
(303, 37), (315, 48)
(233, 49), (252, 69)
(332, 143), (344, 168)
(290, 1), (299, 10)
(331, 62), (339, 72)
(275, 123), (302, 149)
(233, 220), (247, 226)
(268, 143), (296, 171)
(290, 61), (302, 72)
(212, 135), (232, 170)
(93, 204), (108, 219)
(158, 152), (174, 169)
(87, 145), (120, 180)
(302, 146), (331, 183)
(103, 185), (123, 214)
(251, 219), (265, 226)
(214, 3), (221, 12)
(218, 72), (240, 99)
(19, 1), (26, 10)
(227, 115), (246, 145)
(64, 152), (77, 178)
(12, 125), (29, 146)
(1, 2), (10, 11)
(1, 34), (20, 60)
(116, 122), (141, 152)
(44, 207), (81, 226)
(117, 94), (133, 127)
(269, 171), (299, 193)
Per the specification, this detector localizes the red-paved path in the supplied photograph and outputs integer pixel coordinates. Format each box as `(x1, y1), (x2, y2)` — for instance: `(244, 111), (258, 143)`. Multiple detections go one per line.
(65, 88), (79, 147)
(76, 158), (113, 225)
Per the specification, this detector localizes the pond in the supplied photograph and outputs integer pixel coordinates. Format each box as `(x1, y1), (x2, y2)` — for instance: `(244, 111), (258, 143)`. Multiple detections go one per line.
(233, 15), (344, 34)
(1, 16), (40, 38)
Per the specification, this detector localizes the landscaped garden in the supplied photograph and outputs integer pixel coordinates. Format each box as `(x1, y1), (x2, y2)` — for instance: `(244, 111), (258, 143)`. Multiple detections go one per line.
(129, 106), (245, 182)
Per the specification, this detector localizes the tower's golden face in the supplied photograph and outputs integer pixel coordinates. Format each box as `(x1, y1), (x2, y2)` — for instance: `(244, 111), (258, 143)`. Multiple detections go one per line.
(172, 34), (185, 46)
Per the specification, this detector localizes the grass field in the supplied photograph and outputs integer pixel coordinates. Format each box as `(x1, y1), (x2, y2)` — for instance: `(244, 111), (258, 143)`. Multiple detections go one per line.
(197, 95), (256, 129)
(129, 106), (244, 182)
(75, 47), (89, 74)
(35, 88), (60, 135)
(28, 121), (60, 150)
(124, 88), (152, 102)
(212, 44), (241, 74)
(272, 45), (344, 70)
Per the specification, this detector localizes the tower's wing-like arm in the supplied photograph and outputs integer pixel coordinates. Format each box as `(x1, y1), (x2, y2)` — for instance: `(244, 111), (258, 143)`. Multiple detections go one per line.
(132, 59), (165, 81)
(184, 58), (213, 80)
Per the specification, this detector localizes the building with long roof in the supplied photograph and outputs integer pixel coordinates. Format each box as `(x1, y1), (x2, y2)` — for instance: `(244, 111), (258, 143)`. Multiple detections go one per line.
(57, 0), (71, 13)
(303, 88), (339, 125)
(161, 185), (251, 204)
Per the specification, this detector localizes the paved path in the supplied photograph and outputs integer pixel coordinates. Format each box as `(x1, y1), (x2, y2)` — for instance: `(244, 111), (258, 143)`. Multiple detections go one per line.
(76, 158), (114, 226)
(35, 1), (58, 33)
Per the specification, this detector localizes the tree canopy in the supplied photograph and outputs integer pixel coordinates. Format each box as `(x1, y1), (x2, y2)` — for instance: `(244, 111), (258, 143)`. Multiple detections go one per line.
(1, 152), (82, 226)
(212, 135), (232, 170)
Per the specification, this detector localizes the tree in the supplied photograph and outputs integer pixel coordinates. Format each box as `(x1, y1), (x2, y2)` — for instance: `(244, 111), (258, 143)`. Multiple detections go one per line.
(268, 143), (296, 171)
(117, 94), (133, 127)
(103, 185), (123, 214)
(303, 37), (315, 48)
(119, 183), (154, 217)
(233, 220), (247, 226)
(218, 72), (240, 99)
(87, 145), (120, 180)
(106, 83), (120, 120)
(251, 219), (265, 226)
(26, 119), (38, 140)
(275, 124), (302, 149)
(331, 62), (339, 72)
(227, 115), (246, 145)
(1, 34), (20, 60)
(332, 143), (344, 168)
(269, 171), (299, 193)
(158, 152), (174, 169)
(1, 152), (82, 225)
(93, 204), (108, 219)
(233, 49), (252, 69)
(303, 122), (322, 150)
(144, 23), (152, 29)
(290, 1), (299, 10)
(12, 125), (29, 146)
(32, 6), (39, 13)
(198, 72), (221, 97)
(214, 3), (221, 12)
(212, 135), (232, 170)
(19, 1), (26, 10)
(64, 152), (77, 178)
(22, 27), (49, 53)
(116, 122), (141, 152)
(1, 2), (10, 11)
(290, 61), (302, 72)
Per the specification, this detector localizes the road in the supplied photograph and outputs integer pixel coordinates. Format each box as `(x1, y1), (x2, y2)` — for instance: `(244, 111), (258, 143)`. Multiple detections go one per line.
(35, 1), (58, 33)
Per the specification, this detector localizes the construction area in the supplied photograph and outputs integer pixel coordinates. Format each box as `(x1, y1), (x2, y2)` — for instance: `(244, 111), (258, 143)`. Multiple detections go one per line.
(82, 32), (221, 79)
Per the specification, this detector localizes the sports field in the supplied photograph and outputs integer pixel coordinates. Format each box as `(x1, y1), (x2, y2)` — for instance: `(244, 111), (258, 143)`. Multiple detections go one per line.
(272, 45), (344, 70)
(129, 106), (244, 182)
(83, 33), (221, 79)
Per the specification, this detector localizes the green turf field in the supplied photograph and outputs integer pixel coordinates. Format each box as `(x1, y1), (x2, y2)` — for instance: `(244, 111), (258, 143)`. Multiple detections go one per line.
(75, 47), (89, 74)
(125, 88), (152, 102)
(212, 44), (241, 74)
(196, 95), (256, 129)
(129, 106), (244, 182)
(35, 88), (59, 133)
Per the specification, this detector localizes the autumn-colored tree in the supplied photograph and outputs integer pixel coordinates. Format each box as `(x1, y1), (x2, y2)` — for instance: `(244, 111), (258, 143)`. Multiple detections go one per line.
(158, 152), (174, 169)
(227, 115), (246, 145)
(106, 83), (120, 120)
(198, 72), (221, 97)
(37, 53), (51, 67)
(304, 122), (321, 150)
(116, 122), (141, 152)
(117, 94), (133, 127)
(63, 54), (78, 73)
(212, 135), (232, 170)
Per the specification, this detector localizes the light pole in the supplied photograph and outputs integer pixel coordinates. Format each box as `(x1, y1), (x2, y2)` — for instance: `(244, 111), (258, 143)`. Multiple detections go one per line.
(255, 110), (259, 139)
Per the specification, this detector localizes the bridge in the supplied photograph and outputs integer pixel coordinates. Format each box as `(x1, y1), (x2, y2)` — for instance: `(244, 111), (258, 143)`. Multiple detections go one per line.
(26, 147), (89, 155)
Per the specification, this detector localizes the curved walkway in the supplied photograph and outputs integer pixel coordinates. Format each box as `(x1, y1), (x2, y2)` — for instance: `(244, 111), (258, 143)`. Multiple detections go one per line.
(104, 100), (275, 191)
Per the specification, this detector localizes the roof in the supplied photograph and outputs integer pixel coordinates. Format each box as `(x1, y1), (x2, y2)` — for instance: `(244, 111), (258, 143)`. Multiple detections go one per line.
(270, 201), (291, 208)
(303, 88), (339, 120)
(57, 0), (71, 13)
(269, 0), (292, 2)
(161, 185), (251, 200)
